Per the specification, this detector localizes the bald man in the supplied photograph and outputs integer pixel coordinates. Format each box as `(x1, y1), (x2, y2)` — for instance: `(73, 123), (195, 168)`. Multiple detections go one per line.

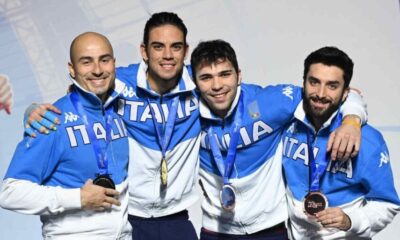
(0, 32), (131, 239)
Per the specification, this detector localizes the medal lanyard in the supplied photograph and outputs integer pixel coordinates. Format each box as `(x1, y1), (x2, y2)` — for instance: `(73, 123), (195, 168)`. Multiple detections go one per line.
(307, 132), (329, 192)
(147, 96), (179, 160)
(70, 91), (113, 175)
(207, 93), (243, 185)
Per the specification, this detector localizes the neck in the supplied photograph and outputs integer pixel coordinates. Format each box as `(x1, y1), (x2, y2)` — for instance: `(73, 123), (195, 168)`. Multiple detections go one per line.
(147, 73), (179, 95)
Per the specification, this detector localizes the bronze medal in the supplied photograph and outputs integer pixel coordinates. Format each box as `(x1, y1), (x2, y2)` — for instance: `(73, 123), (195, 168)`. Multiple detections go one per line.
(303, 191), (328, 216)
(93, 174), (115, 189)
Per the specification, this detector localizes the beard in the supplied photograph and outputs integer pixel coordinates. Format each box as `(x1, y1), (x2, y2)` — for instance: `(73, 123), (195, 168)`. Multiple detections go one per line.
(303, 94), (343, 127)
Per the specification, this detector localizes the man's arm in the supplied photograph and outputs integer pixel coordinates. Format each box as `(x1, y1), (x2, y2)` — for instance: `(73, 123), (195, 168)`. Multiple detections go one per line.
(0, 178), (121, 214)
(317, 134), (400, 237)
(328, 89), (367, 160)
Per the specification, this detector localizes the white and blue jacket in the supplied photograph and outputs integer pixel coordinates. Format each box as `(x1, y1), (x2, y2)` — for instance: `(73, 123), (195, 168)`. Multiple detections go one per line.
(116, 61), (201, 218)
(0, 79), (131, 240)
(199, 83), (302, 234)
(199, 83), (368, 235)
(282, 102), (400, 239)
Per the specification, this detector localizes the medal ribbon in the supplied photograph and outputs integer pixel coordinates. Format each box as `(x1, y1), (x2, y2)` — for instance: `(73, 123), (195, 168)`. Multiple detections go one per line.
(307, 132), (329, 192)
(207, 93), (243, 185)
(147, 96), (179, 162)
(70, 91), (113, 175)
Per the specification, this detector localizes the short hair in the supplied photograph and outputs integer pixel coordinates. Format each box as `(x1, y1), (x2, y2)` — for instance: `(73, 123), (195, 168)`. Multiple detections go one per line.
(143, 12), (188, 46)
(190, 39), (239, 79)
(303, 46), (354, 88)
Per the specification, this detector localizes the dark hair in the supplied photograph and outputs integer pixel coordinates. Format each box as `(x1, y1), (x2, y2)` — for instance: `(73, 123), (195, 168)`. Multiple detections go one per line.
(303, 46), (354, 88)
(190, 39), (239, 79)
(143, 12), (188, 46)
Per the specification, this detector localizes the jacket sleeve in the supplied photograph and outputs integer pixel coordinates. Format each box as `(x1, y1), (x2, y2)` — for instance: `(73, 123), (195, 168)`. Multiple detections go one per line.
(345, 133), (400, 237)
(0, 178), (81, 215)
(0, 130), (82, 215)
(341, 89), (368, 124)
(346, 200), (399, 237)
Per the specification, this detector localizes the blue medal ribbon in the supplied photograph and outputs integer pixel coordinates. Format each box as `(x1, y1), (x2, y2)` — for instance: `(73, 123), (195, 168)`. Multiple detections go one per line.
(307, 132), (329, 192)
(147, 96), (179, 161)
(207, 93), (244, 185)
(70, 91), (113, 175)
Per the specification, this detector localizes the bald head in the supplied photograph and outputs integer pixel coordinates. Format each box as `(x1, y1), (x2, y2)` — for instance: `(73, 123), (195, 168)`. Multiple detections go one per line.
(69, 32), (113, 64)
(67, 32), (116, 102)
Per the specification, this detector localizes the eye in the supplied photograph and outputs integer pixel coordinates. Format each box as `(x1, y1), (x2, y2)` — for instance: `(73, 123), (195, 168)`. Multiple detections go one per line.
(327, 84), (338, 90)
(153, 44), (163, 51)
(220, 72), (232, 78)
(308, 79), (318, 86)
(172, 44), (183, 51)
(199, 75), (212, 81)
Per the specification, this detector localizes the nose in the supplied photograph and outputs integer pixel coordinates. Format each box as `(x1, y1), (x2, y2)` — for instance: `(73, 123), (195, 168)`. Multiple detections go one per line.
(211, 77), (223, 91)
(163, 47), (173, 59)
(92, 62), (103, 76)
(316, 85), (326, 98)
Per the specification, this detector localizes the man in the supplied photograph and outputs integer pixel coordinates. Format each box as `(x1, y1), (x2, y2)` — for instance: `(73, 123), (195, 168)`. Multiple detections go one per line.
(0, 74), (12, 114)
(0, 32), (131, 239)
(23, 12), (200, 240)
(190, 40), (367, 239)
(282, 46), (400, 239)
(23, 13), (363, 239)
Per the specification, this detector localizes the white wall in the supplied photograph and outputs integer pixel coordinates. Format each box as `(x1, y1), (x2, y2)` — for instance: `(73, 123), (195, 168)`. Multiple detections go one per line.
(0, 0), (399, 239)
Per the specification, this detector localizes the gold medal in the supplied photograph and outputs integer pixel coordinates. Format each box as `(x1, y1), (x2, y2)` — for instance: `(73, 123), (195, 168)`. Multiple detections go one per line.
(161, 157), (168, 187)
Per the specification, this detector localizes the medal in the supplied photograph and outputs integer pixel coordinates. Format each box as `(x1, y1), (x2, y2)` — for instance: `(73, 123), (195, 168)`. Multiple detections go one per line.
(161, 157), (168, 187)
(303, 191), (328, 216)
(70, 91), (116, 191)
(207, 94), (244, 211)
(304, 132), (329, 216)
(93, 174), (116, 189)
(220, 185), (236, 211)
(147, 97), (179, 191)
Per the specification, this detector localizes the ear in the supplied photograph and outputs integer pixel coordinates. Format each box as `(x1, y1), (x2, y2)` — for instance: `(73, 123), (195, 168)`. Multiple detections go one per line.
(68, 62), (75, 79)
(237, 69), (242, 85)
(140, 43), (148, 62)
(342, 87), (350, 102)
(184, 44), (189, 60)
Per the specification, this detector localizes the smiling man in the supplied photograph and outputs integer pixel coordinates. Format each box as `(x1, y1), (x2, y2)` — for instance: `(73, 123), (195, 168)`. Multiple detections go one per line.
(22, 12), (200, 240)
(190, 40), (368, 240)
(0, 32), (131, 239)
(282, 46), (400, 239)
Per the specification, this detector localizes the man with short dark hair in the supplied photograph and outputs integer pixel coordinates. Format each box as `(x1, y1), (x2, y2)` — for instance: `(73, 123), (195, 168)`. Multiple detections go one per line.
(190, 40), (367, 240)
(282, 46), (400, 239)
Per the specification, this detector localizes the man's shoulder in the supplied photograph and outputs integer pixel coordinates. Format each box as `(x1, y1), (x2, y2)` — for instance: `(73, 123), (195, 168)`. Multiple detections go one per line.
(359, 124), (387, 152)
(116, 63), (140, 77)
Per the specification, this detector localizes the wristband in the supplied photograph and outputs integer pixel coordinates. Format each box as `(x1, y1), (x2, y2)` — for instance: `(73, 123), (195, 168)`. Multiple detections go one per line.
(342, 118), (361, 129)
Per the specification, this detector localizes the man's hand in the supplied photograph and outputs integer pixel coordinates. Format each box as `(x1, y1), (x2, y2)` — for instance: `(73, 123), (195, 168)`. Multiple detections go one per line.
(327, 115), (361, 161)
(80, 179), (121, 211)
(315, 207), (352, 231)
(24, 103), (61, 137)
(0, 75), (13, 114)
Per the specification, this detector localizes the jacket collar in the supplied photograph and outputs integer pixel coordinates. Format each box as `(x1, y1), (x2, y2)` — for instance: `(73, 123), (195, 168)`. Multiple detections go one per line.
(70, 77), (126, 109)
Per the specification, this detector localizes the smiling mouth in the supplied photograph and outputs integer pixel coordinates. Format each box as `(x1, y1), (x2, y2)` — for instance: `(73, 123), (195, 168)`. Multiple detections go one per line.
(210, 92), (228, 102)
(160, 63), (175, 70)
(311, 98), (330, 109)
